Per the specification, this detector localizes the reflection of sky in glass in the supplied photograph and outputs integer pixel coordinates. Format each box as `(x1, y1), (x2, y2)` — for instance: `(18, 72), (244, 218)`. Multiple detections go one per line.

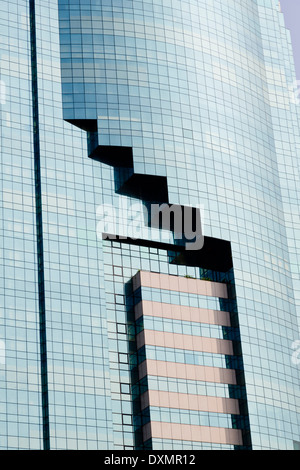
(1, 0), (300, 451)
(280, 0), (300, 78)
(56, 0), (300, 450)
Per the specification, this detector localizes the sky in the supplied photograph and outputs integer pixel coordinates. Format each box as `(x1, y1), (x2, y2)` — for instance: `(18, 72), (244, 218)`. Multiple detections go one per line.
(280, 0), (300, 79)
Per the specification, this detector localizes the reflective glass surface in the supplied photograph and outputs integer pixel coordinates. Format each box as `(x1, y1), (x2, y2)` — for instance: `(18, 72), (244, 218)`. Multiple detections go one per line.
(0, 0), (299, 450)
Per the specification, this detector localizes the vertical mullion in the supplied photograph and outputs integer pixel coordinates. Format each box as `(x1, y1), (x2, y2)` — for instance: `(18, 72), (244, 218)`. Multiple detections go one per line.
(29, 0), (50, 450)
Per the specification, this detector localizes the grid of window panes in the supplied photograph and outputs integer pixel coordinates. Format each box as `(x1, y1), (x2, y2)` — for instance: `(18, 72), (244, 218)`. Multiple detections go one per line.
(150, 439), (234, 451)
(103, 240), (247, 450)
(134, 273), (249, 448)
(147, 376), (236, 399)
(1, 0), (300, 452)
(0, 0), (43, 449)
(103, 241), (195, 448)
(136, 315), (233, 340)
(57, 0), (300, 449)
(149, 408), (236, 430)
(33, 0), (115, 450)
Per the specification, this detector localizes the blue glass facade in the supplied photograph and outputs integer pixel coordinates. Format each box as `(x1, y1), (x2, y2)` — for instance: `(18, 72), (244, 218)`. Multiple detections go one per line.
(0, 0), (300, 450)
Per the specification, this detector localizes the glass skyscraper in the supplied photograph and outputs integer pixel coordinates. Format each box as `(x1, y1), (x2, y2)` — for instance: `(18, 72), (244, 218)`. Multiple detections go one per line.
(0, 0), (300, 450)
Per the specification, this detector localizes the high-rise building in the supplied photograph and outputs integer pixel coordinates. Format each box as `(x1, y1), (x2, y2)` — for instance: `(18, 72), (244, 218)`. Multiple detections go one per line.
(0, 0), (299, 451)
